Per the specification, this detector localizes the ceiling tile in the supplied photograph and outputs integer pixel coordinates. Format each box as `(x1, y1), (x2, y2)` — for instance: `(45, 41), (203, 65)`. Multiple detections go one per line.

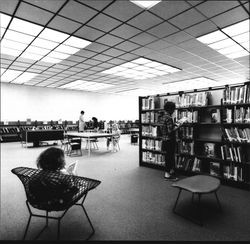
(147, 21), (179, 38)
(185, 20), (218, 37)
(118, 53), (138, 61)
(48, 15), (82, 35)
(130, 32), (158, 46)
(93, 54), (113, 62)
(59, 1), (98, 24)
(168, 8), (207, 29)
(16, 2), (54, 26)
(87, 13), (122, 32)
(103, 0), (143, 22)
(145, 40), (172, 51)
(166, 32), (188, 43)
(106, 58), (126, 65)
(102, 48), (125, 57)
(85, 42), (110, 53)
(130, 47), (153, 56)
(0, 0), (19, 15)
(195, 1), (240, 18)
(23, 0), (67, 13)
(78, 0), (113, 11)
(115, 41), (140, 52)
(211, 6), (249, 29)
(96, 34), (124, 46)
(83, 59), (102, 66)
(75, 25), (105, 41)
(110, 24), (142, 39)
(149, 1), (191, 20)
(127, 11), (163, 31)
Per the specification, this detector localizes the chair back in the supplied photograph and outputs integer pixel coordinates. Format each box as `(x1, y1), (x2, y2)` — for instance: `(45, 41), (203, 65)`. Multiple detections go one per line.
(11, 167), (101, 211)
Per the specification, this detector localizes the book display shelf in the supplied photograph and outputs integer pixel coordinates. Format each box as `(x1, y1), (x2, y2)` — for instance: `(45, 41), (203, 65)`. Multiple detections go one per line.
(0, 120), (77, 143)
(139, 82), (250, 190)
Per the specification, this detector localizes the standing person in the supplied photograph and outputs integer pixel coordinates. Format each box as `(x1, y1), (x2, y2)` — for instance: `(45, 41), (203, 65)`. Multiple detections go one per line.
(107, 122), (121, 151)
(79, 110), (85, 132)
(158, 101), (186, 181)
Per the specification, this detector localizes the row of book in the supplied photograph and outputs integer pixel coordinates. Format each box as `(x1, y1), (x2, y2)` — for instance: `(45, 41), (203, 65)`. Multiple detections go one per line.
(177, 126), (194, 139)
(177, 111), (198, 123)
(176, 141), (194, 155)
(175, 155), (201, 172)
(175, 92), (209, 108)
(141, 96), (162, 110)
(221, 127), (250, 143)
(142, 151), (165, 165)
(221, 145), (245, 163)
(142, 139), (162, 151)
(141, 125), (158, 137)
(222, 83), (250, 105)
(223, 164), (243, 182)
(223, 107), (250, 124)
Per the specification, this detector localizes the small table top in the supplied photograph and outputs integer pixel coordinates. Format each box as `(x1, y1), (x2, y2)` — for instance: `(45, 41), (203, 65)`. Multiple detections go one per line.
(172, 175), (220, 194)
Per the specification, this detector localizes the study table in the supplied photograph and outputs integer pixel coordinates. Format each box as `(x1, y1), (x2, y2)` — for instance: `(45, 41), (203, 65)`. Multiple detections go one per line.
(67, 132), (115, 156)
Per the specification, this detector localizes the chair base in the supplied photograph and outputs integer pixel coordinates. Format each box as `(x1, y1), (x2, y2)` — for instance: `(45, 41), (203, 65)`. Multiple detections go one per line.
(23, 194), (95, 240)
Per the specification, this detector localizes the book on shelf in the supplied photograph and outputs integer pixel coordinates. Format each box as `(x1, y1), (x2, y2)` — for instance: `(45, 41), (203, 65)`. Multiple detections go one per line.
(223, 83), (250, 104)
(176, 92), (209, 108)
(210, 109), (221, 123)
(210, 162), (220, 177)
(177, 141), (194, 155)
(221, 144), (245, 162)
(204, 142), (216, 158)
(223, 164), (243, 182)
(192, 157), (201, 172)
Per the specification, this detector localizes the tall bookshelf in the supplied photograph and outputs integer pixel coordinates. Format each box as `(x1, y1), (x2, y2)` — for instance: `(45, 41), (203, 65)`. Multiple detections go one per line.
(139, 82), (250, 190)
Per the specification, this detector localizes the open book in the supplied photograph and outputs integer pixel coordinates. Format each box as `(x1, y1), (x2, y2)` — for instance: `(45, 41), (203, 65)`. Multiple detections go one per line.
(66, 161), (78, 175)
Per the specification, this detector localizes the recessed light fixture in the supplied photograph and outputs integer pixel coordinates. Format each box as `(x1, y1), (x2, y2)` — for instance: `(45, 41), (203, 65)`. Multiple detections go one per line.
(129, 0), (161, 9)
(0, 13), (11, 29)
(102, 58), (181, 80)
(197, 19), (249, 59)
(12, 71), (38, 84)
(162, 77), (218, 93)
(59, 80), (114, 91)
(0, 69), (23, 82)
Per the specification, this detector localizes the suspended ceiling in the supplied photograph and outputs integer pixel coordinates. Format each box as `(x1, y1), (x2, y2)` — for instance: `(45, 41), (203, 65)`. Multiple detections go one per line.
(0, 0), (249, 96)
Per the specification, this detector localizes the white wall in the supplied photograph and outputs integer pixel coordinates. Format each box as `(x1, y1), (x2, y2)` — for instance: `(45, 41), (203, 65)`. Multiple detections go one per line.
(1, 83), (139, 122)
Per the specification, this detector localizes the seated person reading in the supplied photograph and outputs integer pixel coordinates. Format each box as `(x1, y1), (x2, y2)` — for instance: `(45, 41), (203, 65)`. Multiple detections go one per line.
(92, 117), (99, 132)
(29, 147), (78, 208)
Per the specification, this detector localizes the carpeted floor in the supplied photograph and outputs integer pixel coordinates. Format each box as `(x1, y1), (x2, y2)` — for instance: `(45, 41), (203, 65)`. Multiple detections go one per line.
(1, 135), (250, 241)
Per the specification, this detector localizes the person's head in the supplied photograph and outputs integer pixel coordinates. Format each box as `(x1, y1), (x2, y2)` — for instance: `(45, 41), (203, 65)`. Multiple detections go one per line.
(81, 111), (84, 115)
(164, 101), (176, 115)
(112, 123), (119, 131)
(92, 117), (97, 122)
(36, 147), (65, 171)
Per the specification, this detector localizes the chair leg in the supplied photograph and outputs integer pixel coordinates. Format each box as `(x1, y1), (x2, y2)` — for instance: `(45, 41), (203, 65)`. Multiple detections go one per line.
(23, 215), (32, 240)
(214, 191), (222, 212)
(81, 205), (95, 240)
(198, 193), (203, 226)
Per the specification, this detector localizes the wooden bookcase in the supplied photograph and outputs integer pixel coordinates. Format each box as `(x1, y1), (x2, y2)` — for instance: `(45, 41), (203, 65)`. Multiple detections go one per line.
(139, 82), (250, 190)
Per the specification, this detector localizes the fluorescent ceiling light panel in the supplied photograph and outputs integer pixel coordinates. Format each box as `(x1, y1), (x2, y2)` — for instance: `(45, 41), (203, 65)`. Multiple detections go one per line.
(1, 39), (28, 51)
(162, 77), (218, 93)
(25, 46), (51, 55)
(4, 29), (35, 44)
(47, 51), (71, 60)
(9, 18), (43, 36)
(21, 52), (43, 61)
(197, 19), (249, 59)
(1, 68), (6, 75)
(102, 58), (181, 80)
(54, 44), (80, 54)
(0, 69), (23, 82)
(1, 46), (23, 57)
(129, 0), (161, 9)
(240, 41), (250, 51)
(63, 36), (91, 49)
(0, 13), (11, 28)
(197, 30), (227, 44)
(0, 27), (6, 38)
(32, 38), (59, 50)
(38, 28), (69, 43)
(41, 56), (61, 63)
(222, 19), (249, 37)
(12, 71), (38, 84)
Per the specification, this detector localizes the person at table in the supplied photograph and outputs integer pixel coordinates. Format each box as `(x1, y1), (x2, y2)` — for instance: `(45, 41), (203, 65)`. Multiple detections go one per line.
(79, 110), (85, 132)
(107, 122), (121, 151)
(92, 117), (99, 132)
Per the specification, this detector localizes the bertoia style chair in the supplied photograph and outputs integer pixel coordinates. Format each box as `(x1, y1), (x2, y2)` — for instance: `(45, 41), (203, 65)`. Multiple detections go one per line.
(11, 167), (101, 240)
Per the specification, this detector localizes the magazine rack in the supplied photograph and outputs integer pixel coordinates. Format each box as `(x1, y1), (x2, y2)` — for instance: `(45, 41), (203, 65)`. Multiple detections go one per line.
(11, 167), (101, 240)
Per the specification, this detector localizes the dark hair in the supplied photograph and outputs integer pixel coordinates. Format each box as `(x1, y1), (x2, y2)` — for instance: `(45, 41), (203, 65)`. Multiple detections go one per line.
(81, 111), (84, 114)
(36, 147), (65, 171)
(164, 101), (176, 114)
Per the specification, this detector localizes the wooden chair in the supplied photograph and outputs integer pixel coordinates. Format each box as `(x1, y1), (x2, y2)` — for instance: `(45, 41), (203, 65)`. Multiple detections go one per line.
(11, 167), (101, 240)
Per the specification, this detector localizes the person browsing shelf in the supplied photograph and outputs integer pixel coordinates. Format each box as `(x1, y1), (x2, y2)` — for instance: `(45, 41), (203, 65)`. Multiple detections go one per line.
(79, 110), (85, 132)
(158, 101), (187, 181)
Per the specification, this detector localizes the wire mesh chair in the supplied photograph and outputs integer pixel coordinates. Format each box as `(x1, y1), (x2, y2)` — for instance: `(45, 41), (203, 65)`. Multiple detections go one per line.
(68, 138), (82, 156)
(11, 167), (101, 240)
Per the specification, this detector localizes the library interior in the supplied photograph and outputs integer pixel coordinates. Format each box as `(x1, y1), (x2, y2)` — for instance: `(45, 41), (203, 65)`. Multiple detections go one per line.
(1, 0), (250, 242)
